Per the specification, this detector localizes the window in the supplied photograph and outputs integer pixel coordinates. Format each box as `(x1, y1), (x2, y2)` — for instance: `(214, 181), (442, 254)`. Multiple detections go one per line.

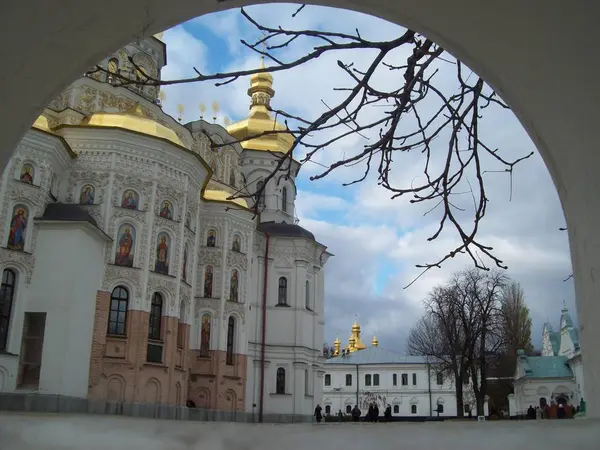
(345, 374), (352, 386)
(436, 372), (444, 385)
(392, 373), (397, 386)
(373, 374), (379, 386)
(346, 405), (352, 414)
(365, 374), (372, 386)
(393, 405), (399, 414)
(108, 286), (128, 336)
(305, 280), (311, 309)
(226, 316), (235, 365)
(411, 404), (417, 414)
(325, 405), (331, 415)
(304, 369), (309, 395)
(278, 277), (288, 305)
(276, 367), (286, 394)
(148, 293), (163, 340)
(177, 300), (186, 348)
(412, 373), (417, 386)
(324, 374), (331, 386)
(256, 180), (265, 208)
(282, 187), (288, 212)
(0, 269), (16, 351)
(401, 373), (408, 386)
(437, 404), (444, 414)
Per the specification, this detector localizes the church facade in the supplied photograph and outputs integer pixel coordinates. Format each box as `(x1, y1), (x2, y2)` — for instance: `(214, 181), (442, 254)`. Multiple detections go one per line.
(0, 34), (330, 421)
(510, 305), (585, 416)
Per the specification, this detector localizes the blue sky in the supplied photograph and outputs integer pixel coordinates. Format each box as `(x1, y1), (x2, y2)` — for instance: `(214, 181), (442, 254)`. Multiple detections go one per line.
(159, 4), (575, 350)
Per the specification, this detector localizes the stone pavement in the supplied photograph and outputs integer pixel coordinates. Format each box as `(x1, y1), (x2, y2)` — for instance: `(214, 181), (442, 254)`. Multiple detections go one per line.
(1, 413), (599, 450)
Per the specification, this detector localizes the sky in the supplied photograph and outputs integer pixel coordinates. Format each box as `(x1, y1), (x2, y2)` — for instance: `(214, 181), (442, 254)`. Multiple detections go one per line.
(158, 3), (575, 352)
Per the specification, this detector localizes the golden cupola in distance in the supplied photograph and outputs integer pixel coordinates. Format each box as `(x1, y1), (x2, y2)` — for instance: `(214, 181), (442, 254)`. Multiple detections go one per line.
(226, 58), (295, 154)
(344, 320), (367, 353)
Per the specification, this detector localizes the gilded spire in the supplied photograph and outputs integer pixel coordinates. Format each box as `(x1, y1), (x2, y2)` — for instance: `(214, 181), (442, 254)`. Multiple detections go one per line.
(248, 58), (275, 110)
(333, 337), (341, 356)
(372, 336), (379, 347)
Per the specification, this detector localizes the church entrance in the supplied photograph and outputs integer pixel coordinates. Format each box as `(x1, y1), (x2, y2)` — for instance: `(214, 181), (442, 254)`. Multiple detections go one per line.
(17, 312), (46, 390)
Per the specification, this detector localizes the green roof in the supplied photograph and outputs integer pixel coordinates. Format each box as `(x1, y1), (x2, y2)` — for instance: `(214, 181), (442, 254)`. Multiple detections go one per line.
(520, 355), (573, 379)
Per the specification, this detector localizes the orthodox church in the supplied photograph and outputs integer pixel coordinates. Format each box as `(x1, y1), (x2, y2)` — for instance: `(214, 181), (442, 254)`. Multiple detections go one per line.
(511, 304), (585, 416)
(323, 321), (466, 418)
(0, 33), (331, 422)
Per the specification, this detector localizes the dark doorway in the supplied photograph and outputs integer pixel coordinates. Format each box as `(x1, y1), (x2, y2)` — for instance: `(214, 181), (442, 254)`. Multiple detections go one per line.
(17, 312), (46, 389)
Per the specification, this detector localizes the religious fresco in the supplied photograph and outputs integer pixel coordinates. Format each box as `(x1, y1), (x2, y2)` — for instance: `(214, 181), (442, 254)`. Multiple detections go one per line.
(19, 164), (34, 184)
(7, 205), (28, 251)
(232, 235), (241, 252)
(154, 232), (170, 274)
(200, 313), (211, 356)
(79, 184), (95, 205)
(206, 229), (216, 247)
(115, 223), (135, 267)
(121, 189), (139, 210)
(182, 244), (188, 282)
(204, 266), (213, 298)
(159, 200), (173, 220)
(230, 270), (239, 302)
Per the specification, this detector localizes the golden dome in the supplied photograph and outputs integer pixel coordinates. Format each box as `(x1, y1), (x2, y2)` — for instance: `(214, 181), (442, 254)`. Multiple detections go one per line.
(32, 115), (54, 133)
(372, 336), (379, 347)
(203, 189), (249, 209)
(352, 320), (361, 331)
(82, 105), (184, 148)
(226, 58), (295, 155)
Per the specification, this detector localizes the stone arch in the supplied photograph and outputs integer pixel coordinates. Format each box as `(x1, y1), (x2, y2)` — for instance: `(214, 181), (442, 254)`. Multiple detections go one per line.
(144, 377), (161, 404)
(225, 389), (237, 411)
(195, 387), (211, 409)
(106, 374), (126, 402)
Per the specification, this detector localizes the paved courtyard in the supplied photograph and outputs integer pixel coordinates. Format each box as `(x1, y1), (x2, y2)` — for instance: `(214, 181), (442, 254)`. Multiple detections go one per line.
(1, 413), (599, 450)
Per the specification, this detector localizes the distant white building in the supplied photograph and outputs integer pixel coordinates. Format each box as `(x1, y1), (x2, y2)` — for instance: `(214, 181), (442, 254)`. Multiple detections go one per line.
(322, 321), (462, 418)
(511, 304), (584, 416)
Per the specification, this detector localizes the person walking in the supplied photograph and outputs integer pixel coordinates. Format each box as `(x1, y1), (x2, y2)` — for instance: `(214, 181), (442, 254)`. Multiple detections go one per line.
(314, 404), (323, 423)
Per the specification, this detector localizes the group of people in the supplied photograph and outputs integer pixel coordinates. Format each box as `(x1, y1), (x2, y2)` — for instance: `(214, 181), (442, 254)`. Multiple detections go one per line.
(313, 403), (393, 423)
(526, 402), (579, 420)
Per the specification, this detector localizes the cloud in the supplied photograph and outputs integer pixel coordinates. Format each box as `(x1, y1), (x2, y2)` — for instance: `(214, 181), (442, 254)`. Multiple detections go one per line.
(162, 5), (575, 352)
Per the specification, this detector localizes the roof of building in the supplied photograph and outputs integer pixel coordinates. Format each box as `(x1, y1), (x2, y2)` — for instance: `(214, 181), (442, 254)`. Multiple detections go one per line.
(324, 347), (427, 365)
(560, 306), (574, 329)
(548, 331), (561, 355)
(518, 352), (573, 379)
(35, 202), (99, 228)
(257, 221), (315, 241)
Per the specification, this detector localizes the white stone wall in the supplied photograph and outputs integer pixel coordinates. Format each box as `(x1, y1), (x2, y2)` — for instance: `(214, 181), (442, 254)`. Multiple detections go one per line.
(322, 364), (458, 417)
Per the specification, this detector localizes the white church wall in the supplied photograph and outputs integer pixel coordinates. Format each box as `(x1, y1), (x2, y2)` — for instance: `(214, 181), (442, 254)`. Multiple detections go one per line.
(24, 223), (108, 397)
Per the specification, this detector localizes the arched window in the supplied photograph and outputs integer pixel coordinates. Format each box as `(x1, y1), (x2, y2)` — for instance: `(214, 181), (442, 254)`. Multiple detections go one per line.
(108, 286), (129, 336)
(411, 404), (417, 414)
(0, 269), (16, 351)
(325, 405), (331, 415)
(281, 187), (288, 212)
(437, 404), (444, 414)
(278, 277), (288, 305)
(305, 280), (311, 310)
(148, 293), (163, 340)
(276, 368), (286, 394)
(256, 180), (265, 208)
(436, 372), (444, 385)
(393, 405), (399, 414)
(226, 316), (235, 365)
(346, 405), (352, 414)
(232, 235), (241, 252)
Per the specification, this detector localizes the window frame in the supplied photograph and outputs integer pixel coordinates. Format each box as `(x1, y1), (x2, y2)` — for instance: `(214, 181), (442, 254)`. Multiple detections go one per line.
(276, 367), (286, 394)
(393, 404), (400, 414)
(436, 372), (444, 386)
(401, 373), (408, 386)
(412, 373), (417, 386)
(392, 373), (397, 386)
(324, 374), (331, 386)
(365, 374), (372, 386)
(373, 374), (380, 386)
(277, 277), (288, 306)
(345, 374), (352, 386)
(0, 269), (16, 351)
(411, 404), (417, 415)
(148, 292), (163, 341)
(226, 316), (235, 365)
(107, 286), (129, 336)
(305, 280), (311, 310)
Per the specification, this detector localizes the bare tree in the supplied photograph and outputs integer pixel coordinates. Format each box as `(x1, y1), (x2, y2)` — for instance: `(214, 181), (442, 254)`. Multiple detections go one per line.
(88, 6), (533, 283)
(408, 267), (508, 416)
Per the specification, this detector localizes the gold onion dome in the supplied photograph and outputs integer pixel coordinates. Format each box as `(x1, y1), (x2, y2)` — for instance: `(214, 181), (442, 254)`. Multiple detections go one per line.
(82, 104), (185, 148)
(372, 336), (379, 347)
(226, 58), (295, 154)
(352, 320), (360, 331)
(203, 189), (249, 208)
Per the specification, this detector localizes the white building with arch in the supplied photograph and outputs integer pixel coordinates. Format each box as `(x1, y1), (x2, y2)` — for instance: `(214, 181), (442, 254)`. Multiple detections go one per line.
(0, 35), (330, 422)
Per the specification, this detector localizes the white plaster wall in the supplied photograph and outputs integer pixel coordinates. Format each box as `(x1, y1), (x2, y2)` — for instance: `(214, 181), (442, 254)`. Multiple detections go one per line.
(514, 378), (577, 415)
(323, 364), (457, 416)
(21, 223), (107, 397)
(570, 356), (586, 404)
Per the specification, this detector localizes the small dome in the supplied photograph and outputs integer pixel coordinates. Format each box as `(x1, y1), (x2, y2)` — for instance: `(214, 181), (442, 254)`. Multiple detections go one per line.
(203, 189), (249, 208)
(372, 336), (379, 347)
(82, 105), (184, 148)
(352, 320), (361, 331)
